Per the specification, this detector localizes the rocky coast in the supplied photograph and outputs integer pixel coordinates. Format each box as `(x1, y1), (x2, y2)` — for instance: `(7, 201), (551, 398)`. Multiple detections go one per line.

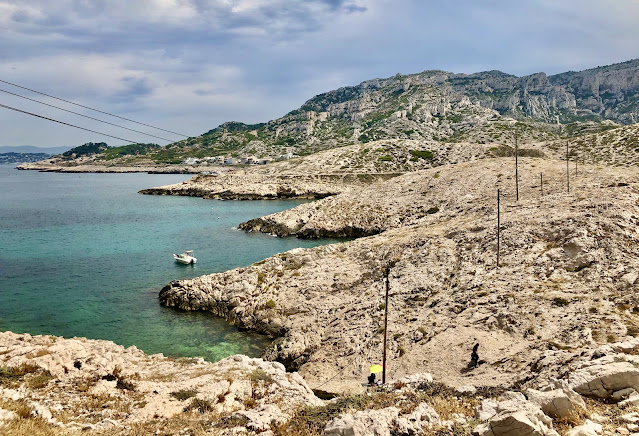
(3, 156), (639, 434)
(158, 158), (639, 395)
(6, 331), (639, 434)
(15, 161), (212, 174)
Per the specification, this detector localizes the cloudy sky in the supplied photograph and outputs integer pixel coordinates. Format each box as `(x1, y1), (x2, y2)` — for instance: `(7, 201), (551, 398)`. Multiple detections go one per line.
(1, 0), (638, 148)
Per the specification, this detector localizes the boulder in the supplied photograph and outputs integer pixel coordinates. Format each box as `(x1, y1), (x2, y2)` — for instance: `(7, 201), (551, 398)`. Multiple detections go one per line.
(474, 410), (559, 436)
(323, 407), (400, 436)
(526, 386), (585, 419)
(232, 404), (285, 432)
(620, 393), (639, 407)
(565, 420), (602, 436)
(569, 362), (639, 398)
(473, 392), (559, 436)
(395, 402), (440, 434)
(0, 408), (17, 423)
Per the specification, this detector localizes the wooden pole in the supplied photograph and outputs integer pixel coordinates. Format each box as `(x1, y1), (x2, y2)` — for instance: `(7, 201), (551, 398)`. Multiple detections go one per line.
(382, 266), (390, 385)
(497, 189), (500, 268)
(566, 142), (570, 193)
(515, 132), (519, 201)
(540, 173), (543, 197)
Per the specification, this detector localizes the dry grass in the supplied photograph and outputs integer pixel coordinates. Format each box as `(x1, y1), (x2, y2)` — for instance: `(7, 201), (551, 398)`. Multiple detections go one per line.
(97, 414), (219, 436)
(272, 382), (482, 436)
(74, 376), (100, 392)
(25, 371), (54, 389)
(0, 398), (77, 436)
(26, 349), (51, 359)
(0, 362), (41, 388)
(0, 418), (77, 436)
(141, 372), (177, 382)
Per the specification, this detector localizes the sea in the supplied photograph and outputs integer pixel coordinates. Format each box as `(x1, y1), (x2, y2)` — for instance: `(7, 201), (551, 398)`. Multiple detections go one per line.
(0, 165), (334, 361)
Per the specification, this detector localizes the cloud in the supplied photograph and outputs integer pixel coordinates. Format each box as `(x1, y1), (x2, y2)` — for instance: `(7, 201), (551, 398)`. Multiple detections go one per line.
(0, 0), (638, 147)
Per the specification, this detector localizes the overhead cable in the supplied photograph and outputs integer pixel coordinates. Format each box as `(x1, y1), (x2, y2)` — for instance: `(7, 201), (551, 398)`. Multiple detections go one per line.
(0, 88), (174, 142)
(0, 102), (138, 144)
(0, 78), (190, 138)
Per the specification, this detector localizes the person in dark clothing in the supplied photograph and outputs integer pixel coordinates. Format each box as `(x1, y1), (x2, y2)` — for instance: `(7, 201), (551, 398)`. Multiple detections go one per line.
(469, 343), (479, 368)
(368, 372), (376, 386)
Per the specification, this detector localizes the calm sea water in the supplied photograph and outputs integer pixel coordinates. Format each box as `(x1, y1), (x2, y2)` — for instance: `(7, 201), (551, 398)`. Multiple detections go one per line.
(0, 165), (332, 361)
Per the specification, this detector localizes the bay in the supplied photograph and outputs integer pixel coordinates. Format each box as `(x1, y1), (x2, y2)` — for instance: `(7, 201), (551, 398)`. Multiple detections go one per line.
(0, 165), (333, 361)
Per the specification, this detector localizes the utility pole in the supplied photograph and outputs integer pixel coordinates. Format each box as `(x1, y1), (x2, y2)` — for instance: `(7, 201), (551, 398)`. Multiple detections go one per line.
(515, 131), (519, 201)
(382, 266), (390, 385)
(566, 141), (570, 193)
(497, 189), (500, 268)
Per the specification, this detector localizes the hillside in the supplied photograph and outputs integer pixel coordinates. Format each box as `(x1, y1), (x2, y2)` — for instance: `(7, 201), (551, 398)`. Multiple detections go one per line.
(18, 59), (639, 171)
(159, 158), (639, 394)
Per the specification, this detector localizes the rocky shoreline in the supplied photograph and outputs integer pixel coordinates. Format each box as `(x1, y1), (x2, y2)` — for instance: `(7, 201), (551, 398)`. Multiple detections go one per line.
(5, 331), (639, 434)
(15, 162), (212, 174)
(139, 172), (401, 201)
(158, 158), (639, 397)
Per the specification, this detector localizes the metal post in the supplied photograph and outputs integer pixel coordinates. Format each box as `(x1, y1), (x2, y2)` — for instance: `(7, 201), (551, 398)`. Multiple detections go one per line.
(515, 133), (519, 201)
(382, 266), (390, 385)
(566, 142), (570, 193)
(540, 173), (543, 197)
(497, 189), (500, 268)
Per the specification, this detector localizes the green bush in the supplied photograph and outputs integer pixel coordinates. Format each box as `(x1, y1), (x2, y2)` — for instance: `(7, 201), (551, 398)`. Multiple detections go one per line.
(409, 150), (434, 160)
(170, 389), (198, 401)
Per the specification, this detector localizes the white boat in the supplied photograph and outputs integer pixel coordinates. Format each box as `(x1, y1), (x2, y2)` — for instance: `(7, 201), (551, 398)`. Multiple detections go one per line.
(173, 250), (197, 264)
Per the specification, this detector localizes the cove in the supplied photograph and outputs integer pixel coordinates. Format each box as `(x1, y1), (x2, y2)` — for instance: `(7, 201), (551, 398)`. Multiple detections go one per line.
(0, 165), (335, 361)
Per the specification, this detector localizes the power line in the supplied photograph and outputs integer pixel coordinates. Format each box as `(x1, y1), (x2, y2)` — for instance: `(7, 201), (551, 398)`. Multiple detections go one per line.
(0, 87), (175, 143)
(0, 78), (190, 138)
(0, 102), (138, 144)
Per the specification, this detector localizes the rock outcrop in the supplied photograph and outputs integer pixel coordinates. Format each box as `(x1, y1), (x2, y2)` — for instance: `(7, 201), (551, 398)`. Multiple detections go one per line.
(0, 331), (320, 434)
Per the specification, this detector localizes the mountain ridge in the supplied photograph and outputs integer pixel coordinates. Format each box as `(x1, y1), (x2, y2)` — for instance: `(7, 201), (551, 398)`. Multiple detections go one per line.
(18, 58), (639, 169)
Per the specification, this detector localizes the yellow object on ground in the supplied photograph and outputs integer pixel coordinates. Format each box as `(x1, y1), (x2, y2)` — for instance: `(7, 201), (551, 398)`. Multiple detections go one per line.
(369, 365), (383, 373)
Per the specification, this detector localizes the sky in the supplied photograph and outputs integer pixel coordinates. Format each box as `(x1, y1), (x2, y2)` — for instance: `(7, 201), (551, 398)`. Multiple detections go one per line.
(1, 0), (638, 148)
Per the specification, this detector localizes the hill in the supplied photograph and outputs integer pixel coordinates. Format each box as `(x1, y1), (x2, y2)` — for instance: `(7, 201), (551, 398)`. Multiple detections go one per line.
(18, 59), (639, 171)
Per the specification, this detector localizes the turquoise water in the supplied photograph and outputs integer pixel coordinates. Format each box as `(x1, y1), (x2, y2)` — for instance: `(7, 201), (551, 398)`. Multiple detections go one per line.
(0, 165), (332, 360)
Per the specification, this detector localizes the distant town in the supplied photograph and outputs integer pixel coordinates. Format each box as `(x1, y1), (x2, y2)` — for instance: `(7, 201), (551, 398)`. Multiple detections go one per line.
(0, 152), (51, 164)
(181, 151), (296, 166)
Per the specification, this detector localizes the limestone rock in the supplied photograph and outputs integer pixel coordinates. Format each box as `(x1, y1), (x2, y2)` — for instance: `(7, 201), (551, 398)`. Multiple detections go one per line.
(474, 409), (559, 436)
(569, 362), (639, 398)
(473, 392), (559, 436)
(395, 402), (440, 434)
(526, 386), (585, 419)
(565, 420), (602, 436)
(0, 408), (17, 423)
(323, 407), (400, 436)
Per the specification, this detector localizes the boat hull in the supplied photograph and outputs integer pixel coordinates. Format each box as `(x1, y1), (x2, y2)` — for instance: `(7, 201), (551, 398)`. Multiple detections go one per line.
(173, 255), (196, 264)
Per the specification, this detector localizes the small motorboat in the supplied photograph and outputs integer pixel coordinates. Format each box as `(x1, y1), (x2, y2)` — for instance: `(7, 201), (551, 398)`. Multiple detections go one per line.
(173, 250), (197, 264)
